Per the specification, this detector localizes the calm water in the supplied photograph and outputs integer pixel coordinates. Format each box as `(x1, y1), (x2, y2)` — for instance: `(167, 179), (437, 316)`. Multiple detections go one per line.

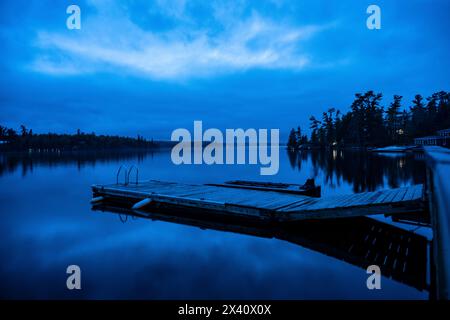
(0, 149), (430, 299)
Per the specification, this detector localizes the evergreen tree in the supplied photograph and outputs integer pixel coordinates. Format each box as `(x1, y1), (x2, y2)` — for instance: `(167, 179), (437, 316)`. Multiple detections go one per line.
(435, 91), (450, 130)
(349, 93), (365, 146)
(296, 126), (302, 146)
(300, 91), (449, 148)
(364, 91), (384, 146)
(309, 116), (321, 145)
(20, 125), (28, 137)
(386, 95), (402, 144)
(0, 125), (7, 138)
(323, 108), (335, 145)
(410, 94), (426, 137)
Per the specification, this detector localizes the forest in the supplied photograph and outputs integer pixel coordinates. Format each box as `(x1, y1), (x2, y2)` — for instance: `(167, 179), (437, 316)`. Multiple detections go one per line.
(288, 91), (450, 149)
(0, 126), (158, 151)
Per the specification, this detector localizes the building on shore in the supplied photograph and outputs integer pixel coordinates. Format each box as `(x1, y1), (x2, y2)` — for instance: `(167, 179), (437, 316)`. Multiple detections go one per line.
(414, 128), (450, 147)
(437, 128), (450, 138)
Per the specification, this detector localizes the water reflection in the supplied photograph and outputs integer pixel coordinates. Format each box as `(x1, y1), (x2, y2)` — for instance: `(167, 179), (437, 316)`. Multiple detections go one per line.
(95, 204), (429, 292)
(1, 150), (427, 196)
(0, 149), (430, 299)
(0, 150), (157, 177)
(287, 150), (426, 193)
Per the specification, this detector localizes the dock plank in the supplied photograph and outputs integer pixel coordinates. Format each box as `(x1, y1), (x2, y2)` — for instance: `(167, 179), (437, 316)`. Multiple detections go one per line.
(403, 185), (418, 202)
(382, 188), (401, 204)
(392, 187), (408, 203)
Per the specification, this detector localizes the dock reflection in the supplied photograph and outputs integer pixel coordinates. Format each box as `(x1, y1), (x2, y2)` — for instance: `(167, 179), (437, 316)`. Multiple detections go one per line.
(93, 204), (429, 292)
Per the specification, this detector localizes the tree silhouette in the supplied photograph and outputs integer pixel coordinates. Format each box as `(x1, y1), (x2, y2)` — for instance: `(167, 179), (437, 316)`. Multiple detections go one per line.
(296, 90), (450, 148)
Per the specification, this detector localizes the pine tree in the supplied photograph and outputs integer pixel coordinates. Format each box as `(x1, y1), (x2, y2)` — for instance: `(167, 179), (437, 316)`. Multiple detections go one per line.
(410, 94), (426, 137)
(386, 95), (402, 144)
(309, 116), (321, 145)
(296, 126), (302, 146)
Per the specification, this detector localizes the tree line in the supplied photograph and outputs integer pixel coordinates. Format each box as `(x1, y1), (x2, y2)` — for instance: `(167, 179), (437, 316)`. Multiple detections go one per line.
(0, 125), (158, 151)
(288, 91), (450, 149)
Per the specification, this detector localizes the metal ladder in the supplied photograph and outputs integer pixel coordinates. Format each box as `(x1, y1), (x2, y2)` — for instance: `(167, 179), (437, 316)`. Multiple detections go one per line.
(116, 165), (139, 185)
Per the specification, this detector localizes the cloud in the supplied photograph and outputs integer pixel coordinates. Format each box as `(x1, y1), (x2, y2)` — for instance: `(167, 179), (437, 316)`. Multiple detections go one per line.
(30, 1), (332, 79)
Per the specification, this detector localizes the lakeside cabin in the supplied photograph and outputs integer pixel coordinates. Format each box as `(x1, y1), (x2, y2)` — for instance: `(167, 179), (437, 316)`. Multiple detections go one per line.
(414, 128), (450, 147)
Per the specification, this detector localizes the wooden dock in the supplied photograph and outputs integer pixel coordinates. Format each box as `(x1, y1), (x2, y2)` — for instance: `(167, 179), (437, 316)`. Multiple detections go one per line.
(424, 146), (450, 299)
(91, 180), (425, 222)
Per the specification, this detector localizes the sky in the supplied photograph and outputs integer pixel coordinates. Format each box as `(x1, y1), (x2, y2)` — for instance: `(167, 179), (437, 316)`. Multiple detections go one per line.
(0, 0), (449, 141)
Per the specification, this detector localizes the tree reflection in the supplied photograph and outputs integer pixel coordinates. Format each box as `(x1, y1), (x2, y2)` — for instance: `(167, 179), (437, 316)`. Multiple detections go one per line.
(288, 149), (426, 193)
(0, 150), (155, 177)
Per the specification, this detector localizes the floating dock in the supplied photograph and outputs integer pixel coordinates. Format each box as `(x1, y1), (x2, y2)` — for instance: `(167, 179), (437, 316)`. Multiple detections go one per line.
(91, 180), (425, 222)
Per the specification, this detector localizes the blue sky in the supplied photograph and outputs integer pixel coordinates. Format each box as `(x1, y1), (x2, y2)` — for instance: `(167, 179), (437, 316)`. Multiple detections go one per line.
(0, 0), (449, 140)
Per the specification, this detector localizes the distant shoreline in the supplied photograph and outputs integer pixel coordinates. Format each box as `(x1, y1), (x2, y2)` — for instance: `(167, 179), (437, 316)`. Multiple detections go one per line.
(0, 125), (181, 152)
(0, 142), (178, 153)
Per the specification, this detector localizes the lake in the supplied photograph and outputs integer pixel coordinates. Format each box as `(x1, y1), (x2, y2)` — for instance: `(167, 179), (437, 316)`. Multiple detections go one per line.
(0, 149), (431, 299)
